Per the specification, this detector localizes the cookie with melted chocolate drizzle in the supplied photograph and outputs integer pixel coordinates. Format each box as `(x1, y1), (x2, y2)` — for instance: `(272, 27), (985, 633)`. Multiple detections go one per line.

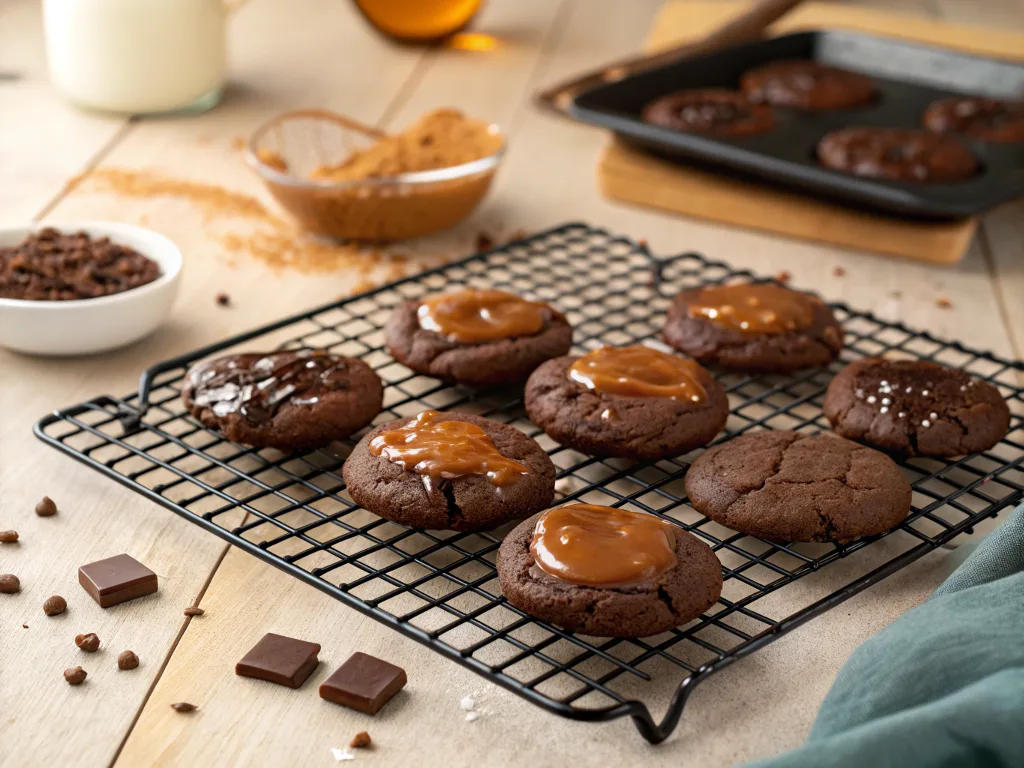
(642, 88), (775, 137)
(182, 350), (383, 450)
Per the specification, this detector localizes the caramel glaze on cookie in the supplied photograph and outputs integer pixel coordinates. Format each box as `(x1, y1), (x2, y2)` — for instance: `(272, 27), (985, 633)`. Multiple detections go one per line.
(385, 288), (572, 387)
(741, 60), (876, 110)
(642, 88), (775, 137)
(182, 351), (383, 451)
(823, 358), (1010, 457)
(923, 97), (1024, 143)
(817, 127), (978, 183)
(663, 283), (843, 373)
(497, 505), (722, 637)
(685, 431), (912, 544)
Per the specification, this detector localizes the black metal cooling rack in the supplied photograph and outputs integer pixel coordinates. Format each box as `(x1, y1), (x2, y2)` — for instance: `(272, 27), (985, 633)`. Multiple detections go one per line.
(35, 223), (1024, 744)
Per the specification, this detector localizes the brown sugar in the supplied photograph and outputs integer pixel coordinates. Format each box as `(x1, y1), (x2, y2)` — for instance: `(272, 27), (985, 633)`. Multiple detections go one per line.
(310, 108), (500, 182)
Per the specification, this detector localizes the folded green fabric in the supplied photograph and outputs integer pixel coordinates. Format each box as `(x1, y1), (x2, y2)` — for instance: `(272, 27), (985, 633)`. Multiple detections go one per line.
(747, 503), (1024, 768)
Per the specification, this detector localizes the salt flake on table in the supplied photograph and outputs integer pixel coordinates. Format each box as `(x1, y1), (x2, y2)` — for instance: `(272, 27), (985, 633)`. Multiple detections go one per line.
(331, 747), (355, 761)
(465, 711), (479, 722)
(460, 695), (476, 711)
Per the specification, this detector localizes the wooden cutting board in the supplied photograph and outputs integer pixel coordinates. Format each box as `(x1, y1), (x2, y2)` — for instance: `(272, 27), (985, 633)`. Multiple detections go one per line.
(598, 1), (1024, 264)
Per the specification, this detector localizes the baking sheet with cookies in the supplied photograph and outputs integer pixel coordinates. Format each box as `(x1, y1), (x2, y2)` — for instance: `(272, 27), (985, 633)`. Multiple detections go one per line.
(571, 30), (1024, 218)
(34, 225), (1024, 742)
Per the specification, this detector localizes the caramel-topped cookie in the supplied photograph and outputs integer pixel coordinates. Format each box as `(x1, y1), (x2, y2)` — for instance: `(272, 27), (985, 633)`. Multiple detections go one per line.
(817, 127), (978, 183)
(498, 505), (722, 637)
(642, 89), (775, 137)
(182, 351), (383, 450)
(741, 60), (875, 110)
(685, 431), (912, 543)
(663, 283), (843, 372)
(342, 411), (555, 531)
(386, 288), (572, 387)
(923, 97), (1024, 143)
(823, 358), (1010, 457)
(525, 345), (729, 461)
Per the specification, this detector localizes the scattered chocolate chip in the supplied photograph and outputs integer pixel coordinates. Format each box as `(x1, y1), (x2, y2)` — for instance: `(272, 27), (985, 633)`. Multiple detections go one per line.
(474, 233), (494, 252)
(183, 606), (205, 617)
(22, 623), (28, 629)
(35, 496), (58, 517)
(0, 530), (19, 543)
(637, 238), (649, 248)
(350, 731), (372, 749)
(1, 574), (21, 593)
(216, 292), (230, 307)
(170, 702), (197, 713)
(833, 266), (846, 277)
(776, 270), (792, 284)
(118, 650), (140, 670)
(43, 595), (67, 615)
(75, 633), (101, 652)
(64, 666), (87, 685)
(936, 296), (952, 309)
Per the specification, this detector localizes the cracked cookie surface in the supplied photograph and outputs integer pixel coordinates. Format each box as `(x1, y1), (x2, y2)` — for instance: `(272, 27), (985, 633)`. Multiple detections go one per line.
(684, 431), (912, 543)
(823, 358), (1010, 458)
(524, 355), (729, 460)
(385, 298), (572, 387)
(342, 412), (555, 531)
(497, 511), (722, 637)
(662, 287), (843, 373)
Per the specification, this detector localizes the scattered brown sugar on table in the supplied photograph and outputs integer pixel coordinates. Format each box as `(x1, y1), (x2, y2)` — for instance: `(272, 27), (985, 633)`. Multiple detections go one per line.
(235, 633), (321, 689)
(78, 554), (158, 608)
(319, 652), (407, 714)
(0, 228), (160, 301)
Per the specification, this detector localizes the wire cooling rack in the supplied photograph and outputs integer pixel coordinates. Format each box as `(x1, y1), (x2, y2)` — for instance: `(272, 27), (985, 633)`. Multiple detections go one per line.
(35, 223), (1024, 743)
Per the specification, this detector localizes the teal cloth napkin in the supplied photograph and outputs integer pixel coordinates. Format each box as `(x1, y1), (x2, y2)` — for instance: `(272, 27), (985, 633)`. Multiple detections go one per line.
(747, 503), (1024, 768)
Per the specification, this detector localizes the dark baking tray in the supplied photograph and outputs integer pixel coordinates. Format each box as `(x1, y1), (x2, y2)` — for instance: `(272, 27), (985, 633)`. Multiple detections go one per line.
(570, 30), (1024, 218)
(33, 224), (1024, 743)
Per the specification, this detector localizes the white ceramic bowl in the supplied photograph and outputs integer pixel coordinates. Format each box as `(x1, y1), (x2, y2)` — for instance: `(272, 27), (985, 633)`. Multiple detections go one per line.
(0, 221), (183, 356)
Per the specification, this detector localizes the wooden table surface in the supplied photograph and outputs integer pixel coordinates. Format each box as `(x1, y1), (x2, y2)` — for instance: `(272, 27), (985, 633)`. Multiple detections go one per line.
(1, 0), (1022, 766)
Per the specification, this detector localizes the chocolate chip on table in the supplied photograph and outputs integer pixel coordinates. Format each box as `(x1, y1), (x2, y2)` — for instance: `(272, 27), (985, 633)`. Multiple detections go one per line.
(215, 292), (230, 307)
(474, 232), (494, 252)
(75, 633), (101, 652)
(118, 650), (140, 670)
(170, 702), (197, 713)
(22, 623), (28, 629)
(776, 270), (792, 284)
(0, 228), (161, 301)
(833, 266), (846, 277)
(0, 530), (18, 543)
(43, 595), (67, 615)
(64, 667), (87, 685)
(350, 732), (372, 749)
(0, 574), (20, 593)
(183, 606), (204, 617)
(35, 497), (58, 517)
(936, 296), (953, 309)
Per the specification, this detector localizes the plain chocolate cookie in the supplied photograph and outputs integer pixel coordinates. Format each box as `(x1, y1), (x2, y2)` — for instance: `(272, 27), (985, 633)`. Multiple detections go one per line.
(385, 297), (572, 388)
(524, 355), (729, 460)
(923, 97), (1024, 143)
(663, 287), (843, 373)
(685, 431), (912, 543)
(817, 127), (978, 183)
(741, 60), (876, 110)
(182, 350), (383, 451)
(342, 412), (555, 531)
(497, 512), (722, 637)
(823, 357), (1011, 458)
(642, 88), (775, 137)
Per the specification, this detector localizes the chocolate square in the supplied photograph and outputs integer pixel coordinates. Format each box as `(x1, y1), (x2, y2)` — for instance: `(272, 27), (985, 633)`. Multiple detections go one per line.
(78, 553), (158, 608)
(319, 652), (407, 714)
(235, 633), (321, 689)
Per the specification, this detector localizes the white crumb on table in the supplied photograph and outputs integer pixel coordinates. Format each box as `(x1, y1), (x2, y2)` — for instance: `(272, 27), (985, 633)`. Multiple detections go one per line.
(331, 747), (355, 761)
(460, 695), (476, 711)
(465, 711), (479, 722)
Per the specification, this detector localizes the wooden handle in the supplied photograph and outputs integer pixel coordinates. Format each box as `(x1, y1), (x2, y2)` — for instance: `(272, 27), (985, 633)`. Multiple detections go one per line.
(537, 0), (805, 113)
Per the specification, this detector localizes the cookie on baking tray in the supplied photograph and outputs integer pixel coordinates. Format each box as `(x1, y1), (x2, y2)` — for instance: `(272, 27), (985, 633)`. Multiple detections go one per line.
(642, 88), (775, 137)
(922, 97), (1024, 143)
(740, 60), (876, 110)
(816, 127), (979, 183)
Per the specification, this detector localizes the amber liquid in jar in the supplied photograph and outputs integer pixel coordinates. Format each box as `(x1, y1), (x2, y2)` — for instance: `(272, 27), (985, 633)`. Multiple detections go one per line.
(354, 0), (483, 42)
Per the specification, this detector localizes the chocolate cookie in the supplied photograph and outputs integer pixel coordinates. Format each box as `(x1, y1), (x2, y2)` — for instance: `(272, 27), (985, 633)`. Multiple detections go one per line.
(642, 89), (775, 137)
(685, 431), (912, 543)
(662, 283), (843, 373)
(497, 507), (722, 638)
(823, 357), (1010, 458)
(182, 350), (383, 451)
(342, 411), (555, 531)
(524, 348), (729, 460)
(817, 127), (978, 183)
(385, 289), (572, 387)
(923, 97), (1024, 143)
(741, 60), (875, 110)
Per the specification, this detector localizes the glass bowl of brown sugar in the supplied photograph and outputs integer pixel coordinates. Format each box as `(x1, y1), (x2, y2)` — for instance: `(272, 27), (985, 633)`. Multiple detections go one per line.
(245, 108), (505, 241)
